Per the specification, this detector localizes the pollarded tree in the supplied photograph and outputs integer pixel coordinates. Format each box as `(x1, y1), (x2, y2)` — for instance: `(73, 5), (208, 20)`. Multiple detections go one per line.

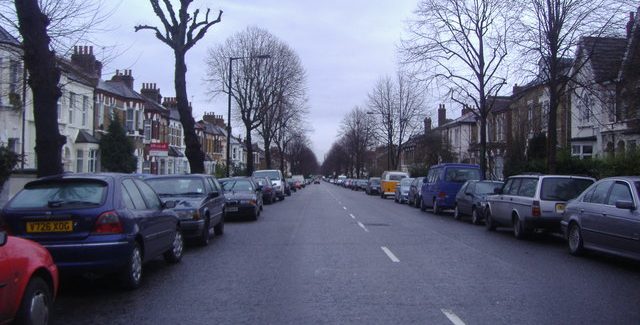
(100, 116), (137, 173)
(135, 0), (223, 174)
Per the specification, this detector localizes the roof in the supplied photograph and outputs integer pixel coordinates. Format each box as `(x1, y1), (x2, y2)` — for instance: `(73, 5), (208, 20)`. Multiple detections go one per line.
(169, 107), (181, 120)
(57, 57), (96, 87)
(0, 25), (20, 47)
(438, 112), (476, 129)
(97, 80), (145, 101)
(489, 96), (511, 113)
(75, 129), (99, 144)
(578, 37), (627, 83)
(168, 146), (184, 157)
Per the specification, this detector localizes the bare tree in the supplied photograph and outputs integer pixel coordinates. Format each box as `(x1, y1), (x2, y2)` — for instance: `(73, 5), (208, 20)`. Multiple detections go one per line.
(517, 0), (636, 172)
(272, 103), (305, 175)
(340, 106), (377, 178)
(401, 0), (515, 178)
(367, 69), (425, 170)
(135, 0), (222, 174)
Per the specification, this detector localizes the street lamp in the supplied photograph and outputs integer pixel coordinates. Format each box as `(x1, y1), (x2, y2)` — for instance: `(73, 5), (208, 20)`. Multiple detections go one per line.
(367, 110), (392, 170)
(226, 54), (271, 177)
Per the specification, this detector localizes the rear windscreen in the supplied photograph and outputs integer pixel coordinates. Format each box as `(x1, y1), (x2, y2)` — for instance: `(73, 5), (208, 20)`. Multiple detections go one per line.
(9, 180), (107, 209)
(541, 178), (594, 201)
(444, 168), (481, 182)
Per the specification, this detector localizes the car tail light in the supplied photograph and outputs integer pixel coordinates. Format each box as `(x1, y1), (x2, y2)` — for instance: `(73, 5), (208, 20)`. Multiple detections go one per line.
(93, 211), (123, 234)
(532, 201), (541, 217)
(438, 192), (447, 198)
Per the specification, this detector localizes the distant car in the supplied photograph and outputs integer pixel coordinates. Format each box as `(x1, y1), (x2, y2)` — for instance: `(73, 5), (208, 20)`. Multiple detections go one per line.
(0, 173), (184, 289)
(421, 163), (481, 214)
(454, 180), (504, 224)
(485, 174), (594, 239)
(314, 178), (320, 184)
(219, 177), (263, 221)
(561, 176), (640, 260)
(356, 179), (368, 191)
(408, 177), (425, 208)
(145, 174), (226, 246)
(365, 177), (381, 195)
(0, 231), (59, 325)
(394, 178), (414, 204)
(254, 176), (277, 204)
(380, 171), (409, 198)
(252, 170), (285, 201)
(286, 178), (297, 192)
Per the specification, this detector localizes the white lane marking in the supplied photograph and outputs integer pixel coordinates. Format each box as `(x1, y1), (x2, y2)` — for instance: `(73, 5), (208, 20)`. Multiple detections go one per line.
(381, 246), (400, 263)
(441, 309), (466, 325)
(357, 221), (369, 232)
(343, 206), (347, 210)
(349, 213), (356, 219)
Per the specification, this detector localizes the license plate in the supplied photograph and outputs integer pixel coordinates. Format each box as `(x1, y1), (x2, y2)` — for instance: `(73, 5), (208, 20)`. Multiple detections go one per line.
(555, 203), (565, 213)
(26, 221), (73, 233)
(226, 207), (238, 212)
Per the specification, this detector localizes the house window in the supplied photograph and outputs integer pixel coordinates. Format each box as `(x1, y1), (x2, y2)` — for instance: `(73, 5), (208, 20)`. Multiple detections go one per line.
(168, 159), (174, 174)
(572, 145), (593, 159)
(142, 161), (151, 174)
(628, 140), (636, 152)
(160, 159), (166, 175)
(76, 149), (84, 172)
(126, 108), (134, 132)
(144, 120), (151, 141)
(581, 95), (591, 122)
(541, 101), (549, 129)
(88, 149), (97, 172)
(69, 92), (76, 124)
(9, 60), (19, 94)
(7, 138), (18, 153)
(64, 147), (71, 171)
(82, 96), (88, 126)
(233, 147), (237, 160)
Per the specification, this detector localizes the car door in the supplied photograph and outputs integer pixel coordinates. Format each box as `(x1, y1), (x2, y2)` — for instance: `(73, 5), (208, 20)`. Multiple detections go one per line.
(456, 182), (472, 215)
(598, 181), (640, 256)
(493, 178), (521, 224)
(580, 180), (613, 247)
(514, 177), (538, 221)
(0, 238), (17, 322)
(122, 179), (163, 260)
(209, 178), (225, 223)
(135, 179), (175, 251)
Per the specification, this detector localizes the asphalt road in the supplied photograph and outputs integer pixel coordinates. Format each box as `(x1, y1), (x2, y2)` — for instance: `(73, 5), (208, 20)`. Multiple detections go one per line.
(51, 182), (640, 324)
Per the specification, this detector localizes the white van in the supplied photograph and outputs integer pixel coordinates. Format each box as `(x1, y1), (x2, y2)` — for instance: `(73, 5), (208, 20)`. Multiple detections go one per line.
(252, 169), (285, 200)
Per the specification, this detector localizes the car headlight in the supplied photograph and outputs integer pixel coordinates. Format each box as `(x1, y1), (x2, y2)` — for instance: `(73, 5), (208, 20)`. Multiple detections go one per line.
(176, 209), (200, 220)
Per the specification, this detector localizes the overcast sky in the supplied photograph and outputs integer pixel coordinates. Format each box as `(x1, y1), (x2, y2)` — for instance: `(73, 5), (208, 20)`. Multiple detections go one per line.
(94, 0), (420, 162)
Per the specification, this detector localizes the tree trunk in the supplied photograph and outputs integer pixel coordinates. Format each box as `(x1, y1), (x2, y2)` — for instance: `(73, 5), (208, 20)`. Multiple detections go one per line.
(264, 137), (272, 169)
(547, 54), (559, 174)
(15, 0), (65, 178)
(479, 114), (488, 180)
(245, 125), (254, 175)
(174, 50), (204, 173)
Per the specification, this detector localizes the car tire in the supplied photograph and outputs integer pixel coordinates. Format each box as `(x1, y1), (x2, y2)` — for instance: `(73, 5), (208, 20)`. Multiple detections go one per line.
(121, 243), (143, 290)
(433, 199), (441, 215)
(471, 208), (481, 225)
(394, 196), (398, 203)
(15, 277), (52, 325)
(568, 223), (584, 256)
(513, 216), (527, 239)
(420, 197), (427, 212)
(453, 205), (461, 220)
(164, 230), (184, 264)
(485, 209), (496, 231)
(197, 218), (210, 246)
(252, 207), (259, 221)
(416, 197), (422, 209)
(214, 217), (225, 236)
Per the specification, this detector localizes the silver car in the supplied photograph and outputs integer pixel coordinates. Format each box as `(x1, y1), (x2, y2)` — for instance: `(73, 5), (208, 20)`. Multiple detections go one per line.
(561, 176), (640, 260)
(485, 174), (594, 239)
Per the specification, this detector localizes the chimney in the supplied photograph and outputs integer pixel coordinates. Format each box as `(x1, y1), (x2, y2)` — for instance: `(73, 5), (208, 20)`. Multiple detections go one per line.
(111, 69), (134, 89)
(71, 45), (102, 79)
(162, 97), (177, 108)
(424, 117), (431, 134)
(203, 112), (226, 128)
(461, 105), (472, 116)
(438, 104), (446, 127)
(627, 11), (635, 39)
(140, 83), (162, 104)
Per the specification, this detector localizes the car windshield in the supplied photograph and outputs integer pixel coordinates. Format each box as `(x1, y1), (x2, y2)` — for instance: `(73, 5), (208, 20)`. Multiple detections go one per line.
(253, 171), (280, 180)
(221, 179), (254, 191)
(389, 174), (408, 181)
(400, 178), (414, 186)
(476, 182), (503, 194)
(445, 168), (481, 182)
(370, 178), (380, 184)
(9, 180), (107, 209)
(146, 178), (206, 196)
(541, 178), (594, 201)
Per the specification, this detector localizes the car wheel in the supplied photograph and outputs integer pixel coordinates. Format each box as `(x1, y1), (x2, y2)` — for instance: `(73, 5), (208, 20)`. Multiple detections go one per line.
(197, 218), (210, 246)
(453, 205), (461, 220)
(252, 207), (259, 221)
(568, 223), (584, 256)
(164, 230), (184, 264)
(433, 199), (441, 215)
(513, 216), (527, 239)
(121, 243), (143, 290)
(394, 196), (398, 203)
(420, 197), (427, 212)
(485, 210), (496, 231)
(416, 197), (422, 209)
(471, 208), (481, 225)
(15, 277), (52, 325)
(214, 217), (225, 236)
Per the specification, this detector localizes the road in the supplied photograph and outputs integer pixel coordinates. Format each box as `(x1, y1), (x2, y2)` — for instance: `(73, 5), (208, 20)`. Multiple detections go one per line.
(52, 182), (640, 324)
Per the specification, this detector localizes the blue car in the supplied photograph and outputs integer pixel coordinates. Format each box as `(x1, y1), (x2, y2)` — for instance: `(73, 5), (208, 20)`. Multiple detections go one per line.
(0, 173), (184, 289)
(420, 163), (481, 214)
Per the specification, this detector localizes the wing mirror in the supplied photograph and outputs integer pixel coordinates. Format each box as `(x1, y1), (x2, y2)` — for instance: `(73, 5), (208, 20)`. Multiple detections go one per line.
(615, 200), (636, 210)
(0, 231), (6, 247)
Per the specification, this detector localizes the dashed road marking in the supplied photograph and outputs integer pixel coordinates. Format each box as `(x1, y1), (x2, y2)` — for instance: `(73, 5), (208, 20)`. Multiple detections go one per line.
(441, 309), (466, 325)
(381, 246), (400, 263)
(349, 213), (356, 219)
(357, 221), (369, 232)
(343, 206), (347, 210)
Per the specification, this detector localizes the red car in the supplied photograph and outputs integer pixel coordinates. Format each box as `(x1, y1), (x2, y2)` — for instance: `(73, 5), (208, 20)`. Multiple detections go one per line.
(0, 231), (58, 325)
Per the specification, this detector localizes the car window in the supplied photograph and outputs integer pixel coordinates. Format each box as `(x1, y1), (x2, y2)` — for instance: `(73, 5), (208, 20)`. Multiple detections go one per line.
(122, 179), (147, 210)
(541, 178), (594, 201)
(581, 185), (596, 202)
(506, 178), (522, 195)
(212, 178), (221, 192)
(8, 180), (107, 209)
(146, 177), (206, 196)
(587, 180), (613, 204)
(476, 182), (503, 194)
(135, 179), (161, 210)
(204, 177), (214, 193)
(517, 178), (538, 197)
(122, 189), (136, 210)
(222, 179), (254, 191)
(444, 168), (481, 183)
(607, 182), (633, 206)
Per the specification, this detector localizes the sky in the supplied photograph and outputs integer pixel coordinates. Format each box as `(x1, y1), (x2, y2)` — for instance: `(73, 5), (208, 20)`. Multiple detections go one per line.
(93, 0), (420, 163)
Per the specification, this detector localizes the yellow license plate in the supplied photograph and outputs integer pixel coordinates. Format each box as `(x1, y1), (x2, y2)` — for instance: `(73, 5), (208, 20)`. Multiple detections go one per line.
(26, 221), (73, 233)
(555, 203), (566, 213)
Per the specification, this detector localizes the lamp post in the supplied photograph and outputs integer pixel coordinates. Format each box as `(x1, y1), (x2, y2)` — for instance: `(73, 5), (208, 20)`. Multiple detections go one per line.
(226, 54), (271, 177)
(367, 110), (392, 170)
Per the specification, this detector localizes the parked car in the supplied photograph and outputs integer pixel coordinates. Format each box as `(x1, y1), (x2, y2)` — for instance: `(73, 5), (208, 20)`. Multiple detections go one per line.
(561, 176), (640, 260)
(485, 174), (594, 239)
(380, 171), (410, 198)
(365, 177), (381, 195)
(254, 176), (277, 204)
(0, 173), (184, 289)
(356, 179), (368, 191)
(252, 170), (285, 200)
(145, 174), (225, 246)
(0, 231), (59, 325)
(394, 178), (414, 204)
(420, 163), (481, 214)
(286, 178), (297, 192)
(454, 180), (504, 224)
(219, 177), (263, 220)
(408, 177), (425, 208)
